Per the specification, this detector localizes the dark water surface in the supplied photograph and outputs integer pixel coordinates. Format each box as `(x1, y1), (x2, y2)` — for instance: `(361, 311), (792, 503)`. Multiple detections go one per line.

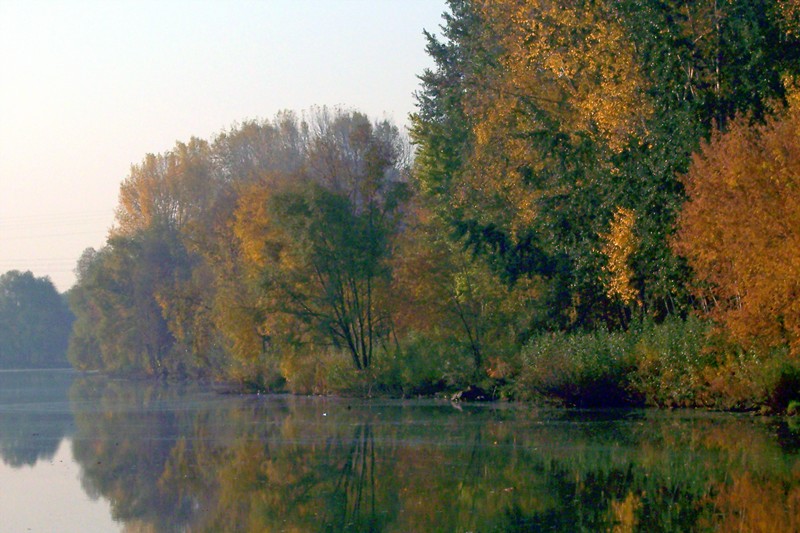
(1, 370), (799, 532)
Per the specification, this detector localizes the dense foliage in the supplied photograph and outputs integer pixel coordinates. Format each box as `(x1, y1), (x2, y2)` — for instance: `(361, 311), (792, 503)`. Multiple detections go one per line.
(677, 96), (800, 356)
(0, 270), (73, 368)
(412, 0), (800, 328)
(66, 1), (800, 410)
(68, 109), (411, 387)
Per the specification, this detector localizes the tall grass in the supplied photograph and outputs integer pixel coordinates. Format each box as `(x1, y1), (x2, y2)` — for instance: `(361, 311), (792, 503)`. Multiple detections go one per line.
(514, 317), (712, 407)
(514, 327), (639, 406)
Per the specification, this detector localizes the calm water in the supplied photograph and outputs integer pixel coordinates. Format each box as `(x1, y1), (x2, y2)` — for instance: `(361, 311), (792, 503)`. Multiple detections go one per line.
(1, 370), (799, 532)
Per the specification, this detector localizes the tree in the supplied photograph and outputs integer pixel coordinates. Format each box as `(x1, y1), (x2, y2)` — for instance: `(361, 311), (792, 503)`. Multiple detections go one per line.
(412, 0), (800, 331)
(67, 248), (105, 371)
(618, 0), (800, 317)
(0, 270), (73, 368)
(235, 110), (409, 371)
(390, 203), (539, 379)
(69, 108), (410, 380)
(67, 229), (193, 376)
(262, 185), (392, 370)
(599, 207), (639, 327)
(116, 137), (215, 236)
(675, 96), (800, 355)
(413, 0), (650, 329)
(179, 115), (308, 384)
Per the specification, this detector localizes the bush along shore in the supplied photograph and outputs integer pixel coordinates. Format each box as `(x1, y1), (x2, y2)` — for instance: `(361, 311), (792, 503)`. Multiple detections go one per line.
(80, 314), (800, 415)
(63, 2), (800, 414)
(226, 316), (800, 415)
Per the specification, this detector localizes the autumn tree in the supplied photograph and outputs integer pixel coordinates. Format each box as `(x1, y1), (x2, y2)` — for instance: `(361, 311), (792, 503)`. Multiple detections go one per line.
(70, 137), (217, 376)
(618, 0), (800, 311)
(235, 110), (409, 371)
(116, 137), (215, 236)
(391, 203), (539, 380)
(599, 207), (640, 328)
(675, 96), (800, 355)
(67, 229), (194, 376)
(166, 116), (312, 385)
(412, 0), (800, 331)
(69, 115), (310, 380)
(414, 0), (651, 329)
(69, 108), (410, 381)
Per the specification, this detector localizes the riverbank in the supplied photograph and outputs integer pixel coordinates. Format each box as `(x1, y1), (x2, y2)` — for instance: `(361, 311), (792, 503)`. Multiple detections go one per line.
(221, 317), (800, 415)
(74, 316), (800, 416)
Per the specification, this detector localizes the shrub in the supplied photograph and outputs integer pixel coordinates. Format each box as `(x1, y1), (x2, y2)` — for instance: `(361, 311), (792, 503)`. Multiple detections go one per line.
(697, 350), (767, 410)
(227, 353), (285, 393)
(515, 328), (639, 407)
(695, 335), (798, 412)
(371, 332), (471, 397)
(317, 350), (370, 395)
(768, 357), (800, 414)
(628, 316), (713, 407)
(273, 333), (474, 398)
(515, 317), (718, 408)
(279, 348), (330, 395)
(767, 360), (800, 413)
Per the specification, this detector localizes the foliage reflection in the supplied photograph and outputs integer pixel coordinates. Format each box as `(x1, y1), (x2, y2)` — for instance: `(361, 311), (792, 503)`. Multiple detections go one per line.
(0, 370), (75, 467)
(69, 377), (800, 532)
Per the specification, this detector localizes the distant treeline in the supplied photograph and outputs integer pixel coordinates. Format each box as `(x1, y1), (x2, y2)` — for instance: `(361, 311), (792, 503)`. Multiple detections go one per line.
(67, 0), (800, 410)
(0, 270), (73, 368)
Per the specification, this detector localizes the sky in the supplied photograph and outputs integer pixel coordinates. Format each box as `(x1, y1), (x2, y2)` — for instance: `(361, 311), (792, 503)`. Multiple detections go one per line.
(0, 0), (448, 292)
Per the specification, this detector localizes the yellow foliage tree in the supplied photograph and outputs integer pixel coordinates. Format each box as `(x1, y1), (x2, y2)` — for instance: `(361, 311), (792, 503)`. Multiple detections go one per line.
(479, 0), (649, 148)
(600, 207), (639, 307)
(115, 138), (213, 236)
(459, 0), (651, 233)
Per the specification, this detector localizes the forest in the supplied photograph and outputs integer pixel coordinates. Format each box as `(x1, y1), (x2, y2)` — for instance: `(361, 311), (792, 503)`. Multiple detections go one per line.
(65, 0), (800, 411)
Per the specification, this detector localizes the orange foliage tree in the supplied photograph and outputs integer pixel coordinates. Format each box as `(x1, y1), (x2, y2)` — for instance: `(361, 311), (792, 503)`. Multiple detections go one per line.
(675, 97), (800, 355)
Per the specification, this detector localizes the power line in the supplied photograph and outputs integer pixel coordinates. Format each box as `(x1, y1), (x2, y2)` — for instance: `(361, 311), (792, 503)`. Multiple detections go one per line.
(0, 230), (107, 241)
(0, 212), (114, 231)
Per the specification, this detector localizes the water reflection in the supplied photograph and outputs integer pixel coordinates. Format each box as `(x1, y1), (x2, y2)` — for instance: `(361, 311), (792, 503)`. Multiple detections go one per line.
(0, 369), (75, 467)
(60, 376), (800, 532)
(2, 371), (797, 531)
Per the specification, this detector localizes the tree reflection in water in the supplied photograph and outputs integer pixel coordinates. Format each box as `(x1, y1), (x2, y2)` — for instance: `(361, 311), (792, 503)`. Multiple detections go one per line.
(329, 423), (382, 531)
(67, 376), (800, 532)
(0, 370), (75, 467)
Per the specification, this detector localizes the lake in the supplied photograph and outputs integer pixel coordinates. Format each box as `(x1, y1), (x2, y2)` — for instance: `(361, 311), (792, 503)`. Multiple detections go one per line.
(1, 369), (798, 532)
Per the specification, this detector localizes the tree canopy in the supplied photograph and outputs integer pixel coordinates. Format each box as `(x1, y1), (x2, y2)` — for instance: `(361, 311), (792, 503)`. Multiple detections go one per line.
(412, 0), (800, 330)
(68, 108), (411, 385)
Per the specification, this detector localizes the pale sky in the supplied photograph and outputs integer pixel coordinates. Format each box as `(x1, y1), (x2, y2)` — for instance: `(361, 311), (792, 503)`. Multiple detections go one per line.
(0, 0), (447, 292)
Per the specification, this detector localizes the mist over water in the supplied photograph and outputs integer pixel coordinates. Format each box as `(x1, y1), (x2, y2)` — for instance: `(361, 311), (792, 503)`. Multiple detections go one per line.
(1, 369), (799, 531)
